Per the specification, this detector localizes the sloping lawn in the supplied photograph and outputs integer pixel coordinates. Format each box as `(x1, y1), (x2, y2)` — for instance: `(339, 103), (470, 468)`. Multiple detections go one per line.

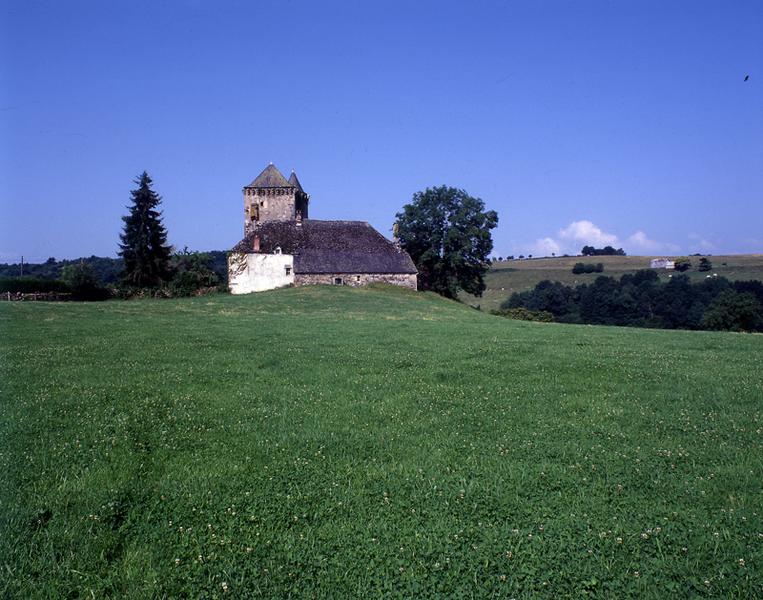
(1, 286), (761, 598)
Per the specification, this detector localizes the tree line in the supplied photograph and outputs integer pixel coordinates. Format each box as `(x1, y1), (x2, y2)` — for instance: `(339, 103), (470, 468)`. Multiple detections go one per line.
(581, 245), (626, 256)
(0, 253), (228, 286)
(499, 270), (763, 332)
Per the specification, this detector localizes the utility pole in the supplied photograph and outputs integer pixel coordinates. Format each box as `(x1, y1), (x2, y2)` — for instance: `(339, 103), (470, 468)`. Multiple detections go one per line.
(20, 256), (24, 277)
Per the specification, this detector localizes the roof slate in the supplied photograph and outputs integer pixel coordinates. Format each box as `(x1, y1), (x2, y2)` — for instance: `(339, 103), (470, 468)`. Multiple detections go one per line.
(247, 164), (291, 188)
(288, 171), (304, 192)
(231, 220), (417, 274)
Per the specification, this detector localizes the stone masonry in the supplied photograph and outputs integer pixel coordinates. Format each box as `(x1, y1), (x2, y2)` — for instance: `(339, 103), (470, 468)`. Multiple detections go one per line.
(295, 273), (417, 289)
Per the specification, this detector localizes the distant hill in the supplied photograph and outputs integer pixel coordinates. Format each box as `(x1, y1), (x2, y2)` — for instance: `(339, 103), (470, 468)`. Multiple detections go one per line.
(468, 254), (763, 311)
(0, 251), (229, 285)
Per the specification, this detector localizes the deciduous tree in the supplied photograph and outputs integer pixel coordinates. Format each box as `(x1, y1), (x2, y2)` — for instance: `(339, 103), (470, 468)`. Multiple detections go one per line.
(674, 257), (692, 272)
(395, 186), (498, 298)
(701, 290), (762, 331)
(61, 261), (107, 300)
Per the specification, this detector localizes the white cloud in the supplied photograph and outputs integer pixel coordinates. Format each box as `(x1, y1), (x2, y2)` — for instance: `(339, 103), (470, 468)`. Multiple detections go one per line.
(687, 233), (716, 253)
(558, 220), (619, 246)
(522, 220), (681, 257)
(626, 231), (680, 255)
(531, 237), (562, 257)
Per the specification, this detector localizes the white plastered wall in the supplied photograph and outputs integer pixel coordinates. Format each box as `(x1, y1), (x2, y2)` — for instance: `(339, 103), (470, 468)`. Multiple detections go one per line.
(228, 253), (295, 294)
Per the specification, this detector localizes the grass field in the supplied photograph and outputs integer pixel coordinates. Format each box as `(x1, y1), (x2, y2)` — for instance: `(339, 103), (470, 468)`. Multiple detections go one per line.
(471, 254), (763, 312)
(1, 286), (762, 598)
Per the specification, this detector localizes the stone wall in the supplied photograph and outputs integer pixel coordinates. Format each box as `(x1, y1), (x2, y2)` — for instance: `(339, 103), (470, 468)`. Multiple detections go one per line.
(243, 188), (296, 235)
(295, 273), (417, 290)
(228, 252), (295, 294)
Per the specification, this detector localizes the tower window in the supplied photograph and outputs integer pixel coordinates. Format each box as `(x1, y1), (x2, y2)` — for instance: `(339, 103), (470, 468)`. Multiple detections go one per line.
(285, 266), (291, 276)
(274, 246), (282, 255)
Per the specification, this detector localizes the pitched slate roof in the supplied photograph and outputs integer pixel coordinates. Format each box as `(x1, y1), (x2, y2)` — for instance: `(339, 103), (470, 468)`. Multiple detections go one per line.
(288, 171), (304, 192)
(247, 164), (291, 188)
(231, 220), (417, 274)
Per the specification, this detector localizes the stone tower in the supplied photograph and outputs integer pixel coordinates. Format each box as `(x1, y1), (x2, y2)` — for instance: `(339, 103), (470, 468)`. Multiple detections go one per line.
(243, 164), (309, 235)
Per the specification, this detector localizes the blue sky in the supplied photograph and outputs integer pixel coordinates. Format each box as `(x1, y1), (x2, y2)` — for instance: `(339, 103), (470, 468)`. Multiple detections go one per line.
(1, 0), (761, 262)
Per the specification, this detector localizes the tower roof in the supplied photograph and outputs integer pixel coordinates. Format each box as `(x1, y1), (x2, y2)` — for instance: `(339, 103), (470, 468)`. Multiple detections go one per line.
(288, 171), (304, 192)
(247, 164), (291, 188)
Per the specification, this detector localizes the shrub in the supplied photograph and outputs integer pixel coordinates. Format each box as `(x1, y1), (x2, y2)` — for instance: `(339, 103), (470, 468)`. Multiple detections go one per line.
(572, 263), (604, 274)
(60, 263), (109, 300)
(0, 278), (69, 293)
(169, 251), (221, 297)
(491, 307), (554, 322)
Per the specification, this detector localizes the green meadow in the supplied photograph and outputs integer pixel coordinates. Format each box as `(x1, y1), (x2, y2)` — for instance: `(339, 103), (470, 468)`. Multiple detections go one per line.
(473, 254), (763, 311)
(1, 286), (761, 598)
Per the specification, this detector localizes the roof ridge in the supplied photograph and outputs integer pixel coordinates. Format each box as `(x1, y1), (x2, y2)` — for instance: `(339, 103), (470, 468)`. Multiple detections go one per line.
(247, 163), (291, 188)
(288, 170), (304, 192)
(304, 219), (369, 224)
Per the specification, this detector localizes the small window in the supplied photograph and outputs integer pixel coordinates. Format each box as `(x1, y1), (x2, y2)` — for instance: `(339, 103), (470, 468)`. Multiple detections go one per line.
(333, 277), (343, 285)
(285, 266), (291, 276)
(274, 246), (282, 255)
(356, 275), (361, 282)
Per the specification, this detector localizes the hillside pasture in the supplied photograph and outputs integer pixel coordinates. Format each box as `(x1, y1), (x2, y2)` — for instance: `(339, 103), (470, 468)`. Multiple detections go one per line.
(473, 254), (763, 312)
(1, 286), (761, 598)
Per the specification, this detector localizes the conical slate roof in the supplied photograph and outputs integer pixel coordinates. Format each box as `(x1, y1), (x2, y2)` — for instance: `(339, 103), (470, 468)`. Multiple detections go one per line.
(288, 171), (304, 192)
(247, 164), (290, 188)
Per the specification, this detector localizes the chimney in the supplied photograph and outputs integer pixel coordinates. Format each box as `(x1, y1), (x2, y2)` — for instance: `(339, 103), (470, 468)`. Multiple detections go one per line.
(253, 235), (260, 252)
(392, 222), (401, 251)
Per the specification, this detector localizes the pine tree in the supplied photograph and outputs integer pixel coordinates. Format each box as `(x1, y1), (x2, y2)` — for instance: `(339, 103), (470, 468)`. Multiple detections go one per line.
(119, 172), (173, 287)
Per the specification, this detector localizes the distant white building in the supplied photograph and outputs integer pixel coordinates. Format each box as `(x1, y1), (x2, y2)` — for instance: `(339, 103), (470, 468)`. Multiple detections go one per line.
(650, 258), (675, 269)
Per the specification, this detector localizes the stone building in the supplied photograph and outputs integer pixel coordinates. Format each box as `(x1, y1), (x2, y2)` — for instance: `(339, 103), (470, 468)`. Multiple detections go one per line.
(228, 164), (417, 294)
(650, 257), (675, 269)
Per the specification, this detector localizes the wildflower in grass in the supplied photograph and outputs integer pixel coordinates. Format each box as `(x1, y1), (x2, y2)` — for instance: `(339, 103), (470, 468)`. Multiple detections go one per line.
(174, 558), (180, 566)
(738, 558), (745, 567)
(221, 581), (229, 593)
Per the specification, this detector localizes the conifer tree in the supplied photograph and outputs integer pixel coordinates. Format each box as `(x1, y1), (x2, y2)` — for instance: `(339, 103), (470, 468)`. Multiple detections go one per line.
(119, 172), (173, 287)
